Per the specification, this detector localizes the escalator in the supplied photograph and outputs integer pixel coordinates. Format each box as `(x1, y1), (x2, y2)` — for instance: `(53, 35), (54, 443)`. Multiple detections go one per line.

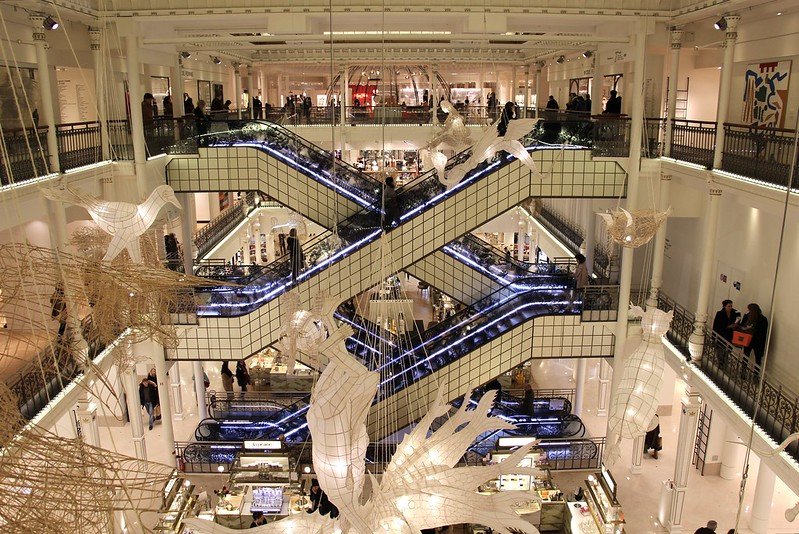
(172, 131), (624, 361)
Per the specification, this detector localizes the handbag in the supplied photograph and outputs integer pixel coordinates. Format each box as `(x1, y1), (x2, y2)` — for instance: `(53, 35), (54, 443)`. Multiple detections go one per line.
(732, 331), (753, 348)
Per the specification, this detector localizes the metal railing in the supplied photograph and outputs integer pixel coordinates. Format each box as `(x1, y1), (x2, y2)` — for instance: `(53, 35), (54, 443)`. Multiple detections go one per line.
(535, 205), (583, 253)
(207, 390), (311, 419)
(671, 119), (716, 168)
(721, 122), (797, 188)
(538, 436), (606, 471)
(193, 191), (258, 259)
(0, 125), (50, 185)
(581, 285), (620, 322)
(55, 121), (101, 171)
(174, 440), (243, 473)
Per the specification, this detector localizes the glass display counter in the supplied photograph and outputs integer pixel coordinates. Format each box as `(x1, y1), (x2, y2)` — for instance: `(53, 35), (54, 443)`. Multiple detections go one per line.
(584, 468), (625, 533)
(248, 351), (314, 392)
(155, 474), (196, 533)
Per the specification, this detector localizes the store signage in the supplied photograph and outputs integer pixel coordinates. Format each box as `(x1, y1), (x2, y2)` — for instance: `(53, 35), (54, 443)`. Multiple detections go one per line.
(244, 440), (282, 450)
(497, 436), (537, 447)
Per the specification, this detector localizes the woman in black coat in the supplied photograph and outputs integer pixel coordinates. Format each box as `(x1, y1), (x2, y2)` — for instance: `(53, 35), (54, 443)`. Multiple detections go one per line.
(712, 299), (740, 343)
(287, 228), (305, 283)
(739, 303), (768, 367)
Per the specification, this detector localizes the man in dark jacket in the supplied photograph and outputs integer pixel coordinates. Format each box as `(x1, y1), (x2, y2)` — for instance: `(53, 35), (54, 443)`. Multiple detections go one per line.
(712, 300), (740, 343)
(694, 520), (717, 534)
(139, 376), (158, 430)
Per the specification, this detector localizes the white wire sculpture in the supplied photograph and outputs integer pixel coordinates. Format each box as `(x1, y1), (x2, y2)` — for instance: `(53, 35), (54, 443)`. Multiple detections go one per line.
(605, 305), (673, 466)
(270, 213), (309, 240)
(42, 184), (182, 262)
(421, 100), (475, 180)
(275, 291), (330, 373)
(597, 207), (671, 249)
(444, 118), (543, 188)
(186, 325), (542, 533)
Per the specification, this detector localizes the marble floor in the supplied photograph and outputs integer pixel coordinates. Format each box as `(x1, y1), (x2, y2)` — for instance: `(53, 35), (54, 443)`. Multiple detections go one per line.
(64, 341), (799, 533)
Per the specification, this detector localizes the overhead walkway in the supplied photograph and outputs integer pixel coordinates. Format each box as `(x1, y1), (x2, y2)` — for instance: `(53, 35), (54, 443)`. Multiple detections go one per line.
(172, 141), (625, 361)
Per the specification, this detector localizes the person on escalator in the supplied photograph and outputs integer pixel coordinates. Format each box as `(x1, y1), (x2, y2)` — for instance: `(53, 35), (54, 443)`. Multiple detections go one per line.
(382, 176), (397, 230)
(486, 378), (502, 413)
(287, 228), (305, 283)
(521, 383), (536, 416)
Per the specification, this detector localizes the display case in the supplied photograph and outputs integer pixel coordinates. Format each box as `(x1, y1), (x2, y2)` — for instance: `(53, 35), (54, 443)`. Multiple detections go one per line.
(584, 468), (625, 534)
(155, 474), (196, 533)
(231, 453), (292, 484)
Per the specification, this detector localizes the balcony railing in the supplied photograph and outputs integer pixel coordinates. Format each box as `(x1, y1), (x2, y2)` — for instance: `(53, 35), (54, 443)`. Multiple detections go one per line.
(0, 126), (50, 185)
(671, 119), (716, 168)
(722, 122), (797, 188)
(192, 191), (258, 259)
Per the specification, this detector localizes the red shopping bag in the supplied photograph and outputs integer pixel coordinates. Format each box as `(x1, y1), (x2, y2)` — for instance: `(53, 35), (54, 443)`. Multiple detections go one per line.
(732, 331), (753, 348)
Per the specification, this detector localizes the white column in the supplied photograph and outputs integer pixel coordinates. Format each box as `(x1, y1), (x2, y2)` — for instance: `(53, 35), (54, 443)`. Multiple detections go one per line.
(121, 363), (147, 460)
(647, 174), (672, 307)
(510, 66), (517, 105)
(89, 26), (111, 161)
(712, 15), (741, 169)
(430, 65), (439, 125)
(169, 361), (184, 421)
(526, 219), (535, 263)
(663, 29), (684, 158)
(178, 193), (195, 274)
(720, 426), (744, 480)
(522, 66), (530, 116)
(75, 400), (101, 448)
(29, 15), (59, 174)
(534, 68), (542, 118)
(667, 388), (702, 533)
(631, 433), (645, 474)
(151, 340), (177, 467)
(749, 462), (777, 533)
(597, 357), (611, 417)
(591, 57), (603, 115)
(583, 202), (596, 274)
(124, 34), (148, 197)
(688, 188), (722, 360)
(246, 65), (255, 119)
(608, 22), (647, 440)
(192, 361), (208, 420)
(174, 54), (185, 115)
(208, 193), (221, 220)
(573, 358), (587, 417)
(234, 64), (243, 119)
(516, 218), (525, 261)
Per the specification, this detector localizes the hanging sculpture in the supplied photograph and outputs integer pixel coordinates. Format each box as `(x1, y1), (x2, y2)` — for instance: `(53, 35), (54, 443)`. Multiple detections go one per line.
(275, 291), (331, 373)
(270, 213), (309, 240)
(186, 326), (542, 533)
(605, 305), (673, 466)
(444, 118), (543, 188)
(598, 207), (671, 249)
(421, 100), (474, 180)
(42, 184), (182, 263)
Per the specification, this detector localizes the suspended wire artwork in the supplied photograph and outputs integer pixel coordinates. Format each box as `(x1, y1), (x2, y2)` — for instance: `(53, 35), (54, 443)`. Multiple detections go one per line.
(597, 207), (671, 249)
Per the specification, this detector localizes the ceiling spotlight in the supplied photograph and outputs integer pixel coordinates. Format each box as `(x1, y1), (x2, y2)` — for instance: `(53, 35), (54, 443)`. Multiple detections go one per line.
(714, 17), (727, 30)
(42, 16), (59, 31)
(556, 56), (565, 64)
(583, 50), (593, 58)
(212, 56), (222, 64)
(180, 51), (191, 59)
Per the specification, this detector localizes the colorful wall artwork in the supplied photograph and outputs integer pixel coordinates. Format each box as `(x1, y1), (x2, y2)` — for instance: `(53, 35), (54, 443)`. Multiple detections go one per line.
(742, 60), (792, 128)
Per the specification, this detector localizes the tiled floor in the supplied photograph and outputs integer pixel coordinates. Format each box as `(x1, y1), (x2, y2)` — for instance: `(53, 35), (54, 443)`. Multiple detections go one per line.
(83, 351), (799, 533)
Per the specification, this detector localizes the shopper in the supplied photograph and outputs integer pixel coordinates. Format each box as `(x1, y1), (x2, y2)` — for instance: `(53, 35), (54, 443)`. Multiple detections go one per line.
(497, 101), (516, 136)
(235, 360), (250, 392)
(194, 100), (211, 136)
(183, 93), (195, 115)
(546, 95), (559, 110)
(693, 520), (718, 534)
(643, 414), (662, 459)
(141, 93), (155, 126)
(521, 383), (535, 416)
(221, 362), (234, 396)
(308, 479), (339, 518)
(604, 90), (622, 114)
(287, 228), (305, 283)
(574, 253), (590, 289)
(163, 95), (173, 117)
(210, 94), (224, 113)
(250, 511), (267, 527)
(712, 300), (741, 343)
(139, 376), (158, 430)
(738, 303), (768, 367)
(278, 233), (287, 255)
(253, 95), (263, 119)
(382, 176), (397, 230)
(585, 95), (592, 113)
(147, 366), (161, 421)
(50, 282), (67, 337)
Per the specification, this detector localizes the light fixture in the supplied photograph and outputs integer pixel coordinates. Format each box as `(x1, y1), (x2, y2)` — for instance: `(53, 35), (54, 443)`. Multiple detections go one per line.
(777, 12), (783, 16)
(42, 16), (59, 31)
(212, 56), (221, 64)
(583, 50), (593, 58)
(714, 17), (727, 30)
(303, 466), (311, 474)
(180, 51), (191, 59)
(556, 56), (565, 64)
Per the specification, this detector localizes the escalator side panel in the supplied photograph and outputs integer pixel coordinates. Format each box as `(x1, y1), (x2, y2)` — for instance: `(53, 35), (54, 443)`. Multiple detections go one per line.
(406, 250), (499, 305)
(366, 314), (615, 440)
(172, 150), (625, 361)
(167, 147), (365, 230)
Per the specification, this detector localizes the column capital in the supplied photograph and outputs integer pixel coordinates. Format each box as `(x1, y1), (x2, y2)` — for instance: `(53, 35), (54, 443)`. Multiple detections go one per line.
(723, 14), (740, 43)
(660, 173), (672, 181)
(88, 26), (102, 50)
(30, 14), (47, 43)
(670, 28), (684, 49)
(708, 187), (723, 196)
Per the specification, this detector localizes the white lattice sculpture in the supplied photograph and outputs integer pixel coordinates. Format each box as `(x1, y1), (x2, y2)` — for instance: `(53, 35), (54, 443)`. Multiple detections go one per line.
(271, 213), (308, 240)
(42, 184), (182, 262)
(275, 291), (330, 373)
(605, 305), (673, 466)
(186, 332), (542, 534)
(444, 118), (542, 188)
(422, 100), (475, 181)
(598, 207), (671, 249)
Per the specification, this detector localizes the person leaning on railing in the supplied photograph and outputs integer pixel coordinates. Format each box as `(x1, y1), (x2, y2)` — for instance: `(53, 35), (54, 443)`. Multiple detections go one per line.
(194, 100), (211, 136)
